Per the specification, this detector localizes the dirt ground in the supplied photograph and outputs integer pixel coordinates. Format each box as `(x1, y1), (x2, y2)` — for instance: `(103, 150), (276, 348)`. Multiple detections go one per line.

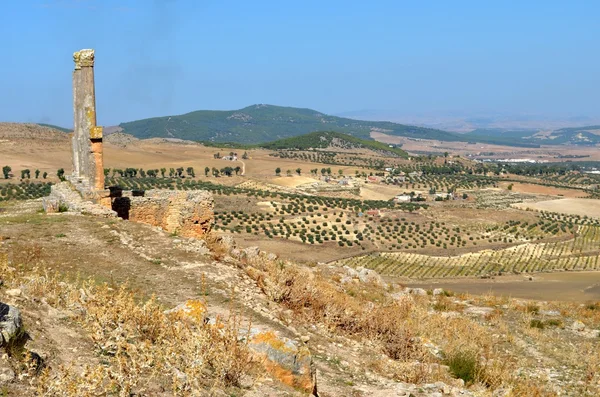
(513, 198), (600, 218)
(499, 182), (586, 198)
(405, 271), (600, 302)
(371, 131), (600, 161)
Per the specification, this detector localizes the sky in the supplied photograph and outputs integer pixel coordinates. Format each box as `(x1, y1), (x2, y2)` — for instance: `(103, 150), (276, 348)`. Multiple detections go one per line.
(0, 0), (598, 127)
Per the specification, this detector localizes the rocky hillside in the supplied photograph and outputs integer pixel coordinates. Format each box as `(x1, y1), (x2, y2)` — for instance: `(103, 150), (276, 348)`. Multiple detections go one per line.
(0, 123), (69, 141)
(1, 200), (599, 396)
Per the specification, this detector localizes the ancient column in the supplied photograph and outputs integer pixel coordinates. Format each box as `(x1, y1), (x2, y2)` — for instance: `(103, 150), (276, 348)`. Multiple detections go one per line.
(71, 49), (109, 204)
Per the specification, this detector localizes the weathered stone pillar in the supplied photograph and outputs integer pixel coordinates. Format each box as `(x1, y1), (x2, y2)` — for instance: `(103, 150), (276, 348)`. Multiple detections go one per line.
(70, 49), (109, 205)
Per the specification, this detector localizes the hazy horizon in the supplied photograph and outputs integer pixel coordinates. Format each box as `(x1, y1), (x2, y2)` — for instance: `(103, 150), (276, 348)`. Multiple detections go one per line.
(1, 0), (598, 128)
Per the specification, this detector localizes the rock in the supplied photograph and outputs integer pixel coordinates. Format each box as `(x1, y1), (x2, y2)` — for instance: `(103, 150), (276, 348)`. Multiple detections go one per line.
(432, 288), (445, 296)
(0, 355), (15, 384)
(0, 302), (23, 345)
(266, 253), (278, 261)
(356, 267), (387, 287)
(571, 320), (586, 331)
(4, 289), (21, 297)
(219, 235), (236, 250)
(405, 287), (427, 296)
(300, 335), (310, 344)
(249, 330), (315, 394)
(243, 246), (261, 259)
(540, 310), (561, 317)
(230, 248), (241, 258)
(464, 306), (495, 317)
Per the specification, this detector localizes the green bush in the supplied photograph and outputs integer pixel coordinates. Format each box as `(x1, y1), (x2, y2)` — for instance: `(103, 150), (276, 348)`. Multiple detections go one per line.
(443, 349), (480, 384)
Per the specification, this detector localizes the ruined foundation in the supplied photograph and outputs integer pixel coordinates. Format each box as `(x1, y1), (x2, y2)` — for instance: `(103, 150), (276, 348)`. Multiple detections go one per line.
(111, 189), (214, 238)
(44, 48), (214, 236)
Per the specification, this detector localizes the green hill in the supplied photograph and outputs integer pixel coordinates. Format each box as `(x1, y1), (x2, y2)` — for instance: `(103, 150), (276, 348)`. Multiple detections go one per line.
(260, 131), (409, 158)
(464, 125), (600, 146)
(120, 104), (538, 147)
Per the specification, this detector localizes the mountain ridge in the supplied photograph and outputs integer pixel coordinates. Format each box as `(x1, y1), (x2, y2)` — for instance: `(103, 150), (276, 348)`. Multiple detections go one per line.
(119, 104), (540, 147)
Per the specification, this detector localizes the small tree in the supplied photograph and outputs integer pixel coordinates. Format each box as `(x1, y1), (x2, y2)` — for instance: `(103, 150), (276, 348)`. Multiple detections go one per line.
(21, 169), (31, 179)
(169, 168), (175, 177)
(338, 169), (343, 176)
(234, 166), (241, 175)
(160, 168), (166, 178)
(204, 166), (210, 177)
(35, 169), (40, 179)
(186, 167), (195, 178)
(176, 167), (184, 177)
(57, 168), (65, 181)
(242, 152), (248, 160)
(296, 168), (301, 176)
(286, 169), (292, 177)
(2, 165), (11, 179)
(275, 167), (281, 176)
(212, 167), (220, 177)
(42, 171), (48, 179)
(139, 169), (146, 177)
(103, 168), (110, 177)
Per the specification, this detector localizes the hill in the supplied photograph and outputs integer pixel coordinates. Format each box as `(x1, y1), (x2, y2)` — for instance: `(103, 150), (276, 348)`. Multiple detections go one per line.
(0, 123), (70, 140)
(465, 126), (600, 146)
(119, 104), (540, 147)
(260, 130), (409, 158)
(36, 123), (72, 133)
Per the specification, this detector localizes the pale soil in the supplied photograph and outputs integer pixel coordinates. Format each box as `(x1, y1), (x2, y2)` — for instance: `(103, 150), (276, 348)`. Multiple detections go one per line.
(499, 181), (584, 198)
(269, 175), (316, 187)
(513, 198), (600, 218)
(371, 131), (600, 161)
(405, 271), (600, 302)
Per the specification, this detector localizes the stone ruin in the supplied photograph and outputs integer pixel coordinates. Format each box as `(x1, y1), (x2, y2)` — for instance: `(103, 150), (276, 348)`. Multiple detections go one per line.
(44, 49), (214, 238)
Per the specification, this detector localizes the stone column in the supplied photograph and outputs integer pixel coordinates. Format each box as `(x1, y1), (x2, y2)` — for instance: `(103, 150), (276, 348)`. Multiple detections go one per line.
(71, 49), (109, 204)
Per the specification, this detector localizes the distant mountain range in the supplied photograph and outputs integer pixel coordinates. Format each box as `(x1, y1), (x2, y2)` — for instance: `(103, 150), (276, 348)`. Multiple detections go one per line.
(32, 105), (600, 148)
(116, 104), (541, 147)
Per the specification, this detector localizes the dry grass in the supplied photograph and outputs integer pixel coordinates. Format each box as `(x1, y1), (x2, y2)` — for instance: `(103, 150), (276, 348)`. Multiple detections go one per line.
(238, 253), (521, 389)
(0, 255), (255, 396)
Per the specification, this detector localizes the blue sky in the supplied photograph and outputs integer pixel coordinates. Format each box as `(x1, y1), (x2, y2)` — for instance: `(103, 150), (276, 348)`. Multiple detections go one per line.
(0, 0), (598, 127)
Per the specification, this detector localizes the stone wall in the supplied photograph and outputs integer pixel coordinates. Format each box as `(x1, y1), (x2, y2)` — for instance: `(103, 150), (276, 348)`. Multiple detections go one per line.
(112, 189), (214, 238)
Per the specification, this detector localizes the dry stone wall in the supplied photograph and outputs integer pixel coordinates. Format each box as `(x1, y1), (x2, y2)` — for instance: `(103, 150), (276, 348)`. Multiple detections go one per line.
(112, 189), (214, 238)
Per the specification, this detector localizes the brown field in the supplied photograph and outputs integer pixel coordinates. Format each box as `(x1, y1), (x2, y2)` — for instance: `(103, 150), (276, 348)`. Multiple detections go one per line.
(513, 198), (600, 218)
(371, 131), (600, 161)
(499, 181), (585, 197)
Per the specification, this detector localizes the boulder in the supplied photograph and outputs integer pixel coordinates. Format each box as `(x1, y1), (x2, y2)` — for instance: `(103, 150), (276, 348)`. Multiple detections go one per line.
(0, 302), (22, 346)
(432, 288), (445, 296)
(405, 287), (427, 296)
(243, 246), (261, 259)
(249, 330), (315, 394)
(219, 235), (236, 251)
(356, 267), (387, 287)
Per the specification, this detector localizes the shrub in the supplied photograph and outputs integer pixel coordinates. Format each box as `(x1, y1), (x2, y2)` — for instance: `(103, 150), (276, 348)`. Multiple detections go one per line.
(443, 349), (480, 384)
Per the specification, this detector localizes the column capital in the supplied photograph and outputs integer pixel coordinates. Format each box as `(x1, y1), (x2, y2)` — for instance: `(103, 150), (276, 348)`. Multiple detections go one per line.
(73, 49), (95, 69)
